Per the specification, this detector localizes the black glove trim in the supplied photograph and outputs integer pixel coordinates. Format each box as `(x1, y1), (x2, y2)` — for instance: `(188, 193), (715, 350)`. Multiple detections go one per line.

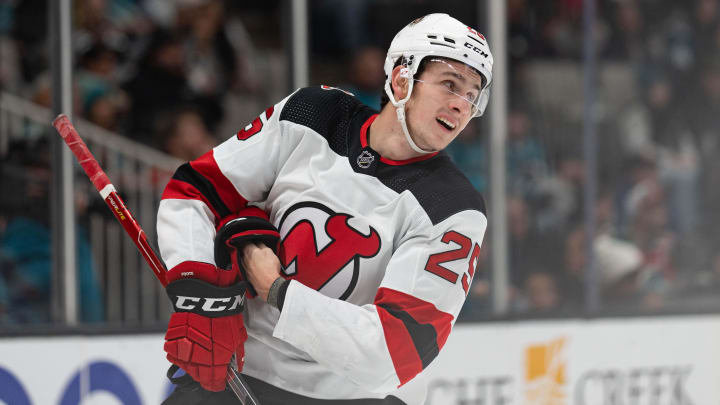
(166, 278), (247, 317)
(214, 216), (280, 270)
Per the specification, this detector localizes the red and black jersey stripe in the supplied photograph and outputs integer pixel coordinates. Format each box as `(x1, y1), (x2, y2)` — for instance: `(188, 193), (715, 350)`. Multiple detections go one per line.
(374, 288), (454, 386)
(162, 150), (248, 227)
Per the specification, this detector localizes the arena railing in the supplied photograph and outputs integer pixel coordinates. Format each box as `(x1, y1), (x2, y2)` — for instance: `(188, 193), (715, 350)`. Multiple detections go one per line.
(0, 91), (181, 327)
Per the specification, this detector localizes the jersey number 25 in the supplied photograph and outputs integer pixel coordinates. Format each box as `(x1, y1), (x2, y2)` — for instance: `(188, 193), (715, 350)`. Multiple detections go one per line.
(424, 231), (481, 294)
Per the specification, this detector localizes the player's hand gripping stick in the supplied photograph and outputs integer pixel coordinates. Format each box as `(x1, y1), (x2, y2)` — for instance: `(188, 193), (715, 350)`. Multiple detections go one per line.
(52, 114), (261, 405)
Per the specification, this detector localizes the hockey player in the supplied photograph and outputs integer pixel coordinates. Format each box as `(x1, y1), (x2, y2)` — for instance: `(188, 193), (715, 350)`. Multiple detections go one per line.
(159, 13), (493, 405)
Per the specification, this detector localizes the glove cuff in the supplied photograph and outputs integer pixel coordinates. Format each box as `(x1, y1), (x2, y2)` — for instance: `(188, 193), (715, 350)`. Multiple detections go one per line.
(166, 278), (247, 317)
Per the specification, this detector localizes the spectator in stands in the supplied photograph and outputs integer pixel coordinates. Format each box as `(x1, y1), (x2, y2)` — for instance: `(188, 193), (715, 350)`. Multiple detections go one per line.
(537, 0), (584, 58)
(506, 105), (548, 199)
(561, 225), (587, 307)
(626, 176), (677, 281)
(594, 232), (665, 310)
(508, 196), (539, 289)
(123, 28), (191, 141)
(534, 149), (584, 233)
(560, 222), (667, 311)
(156, 106), (217, 161)
(175, 0), (238, 131)
(619, 70), (699, 236)
(692, 0), (720, 66)
(648, 72), (700, 235)
(76, 42), (130, 131)
(10, 0), (48, 84)
(342, 46), (386, 110)
(508, 0), (540, 62)
(0, 140), (104, 323)
(18, 72), (82, 140)
(310, 0), (373, 56)
(605, 0), (646, 61)
(73, 0), (153, 59)
(519, 270), (561, 313)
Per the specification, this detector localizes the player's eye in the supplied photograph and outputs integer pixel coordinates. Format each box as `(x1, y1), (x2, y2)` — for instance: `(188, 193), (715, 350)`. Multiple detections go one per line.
(467, 90), (480, 103)
(442, 80), (456, 92)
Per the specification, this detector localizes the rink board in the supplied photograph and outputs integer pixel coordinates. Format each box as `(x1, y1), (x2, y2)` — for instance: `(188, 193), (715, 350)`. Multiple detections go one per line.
(0, 315), (718, 404)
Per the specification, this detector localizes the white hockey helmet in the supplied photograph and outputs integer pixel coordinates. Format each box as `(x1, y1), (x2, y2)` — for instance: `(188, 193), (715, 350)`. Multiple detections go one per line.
(383, 13), (493, 154)
(384, 13), (493, 118)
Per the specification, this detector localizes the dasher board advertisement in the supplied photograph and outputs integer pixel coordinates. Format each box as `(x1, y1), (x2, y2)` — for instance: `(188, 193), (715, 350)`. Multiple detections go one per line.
(423, 315), (719, 405)
(0, 315), (718, 404)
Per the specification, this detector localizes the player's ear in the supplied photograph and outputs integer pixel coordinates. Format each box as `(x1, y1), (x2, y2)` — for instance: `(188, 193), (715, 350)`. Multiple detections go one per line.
(390, 65), (409, 100)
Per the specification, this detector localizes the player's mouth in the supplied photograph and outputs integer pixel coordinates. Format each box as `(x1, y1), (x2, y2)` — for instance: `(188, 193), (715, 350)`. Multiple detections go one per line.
(436, 116), (457, 132)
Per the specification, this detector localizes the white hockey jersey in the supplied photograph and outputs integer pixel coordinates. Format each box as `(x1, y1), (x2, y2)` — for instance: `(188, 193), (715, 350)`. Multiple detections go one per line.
(157, 86), (488, 403)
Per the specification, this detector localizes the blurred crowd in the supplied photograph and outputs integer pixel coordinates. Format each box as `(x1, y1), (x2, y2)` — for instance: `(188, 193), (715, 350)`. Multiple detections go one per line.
(1, 0), (287, 155)
(1, 0), (720, 323)
(0, 0), (286, 323)
(459, 0), (720, 319)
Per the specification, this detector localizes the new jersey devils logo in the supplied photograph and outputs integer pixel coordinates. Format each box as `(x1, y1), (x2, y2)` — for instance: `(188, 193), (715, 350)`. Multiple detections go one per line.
(277, 202), (381, 300)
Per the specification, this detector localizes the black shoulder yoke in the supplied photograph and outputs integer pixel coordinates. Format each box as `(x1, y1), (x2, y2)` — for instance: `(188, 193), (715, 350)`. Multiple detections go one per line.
(280, 86), (366, 157)
(376, 152), (487, 225)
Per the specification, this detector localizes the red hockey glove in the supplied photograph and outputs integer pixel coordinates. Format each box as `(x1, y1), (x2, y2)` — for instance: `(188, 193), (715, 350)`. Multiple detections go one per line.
(164, 206), (280, 392)
(164, 262), (248, 392)
(214, 206), (281, 298)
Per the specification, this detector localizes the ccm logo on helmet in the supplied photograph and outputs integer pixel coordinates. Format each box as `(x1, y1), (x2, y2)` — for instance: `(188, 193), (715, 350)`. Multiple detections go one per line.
(174, 295), (244, 312)
(464, 42), (489, 58)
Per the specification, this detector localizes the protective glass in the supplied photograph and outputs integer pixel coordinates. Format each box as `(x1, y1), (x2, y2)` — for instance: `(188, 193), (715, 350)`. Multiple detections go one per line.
(411, 58), (488, 118)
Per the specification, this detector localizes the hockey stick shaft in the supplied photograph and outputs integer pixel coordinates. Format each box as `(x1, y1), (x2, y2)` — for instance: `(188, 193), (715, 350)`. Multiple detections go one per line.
(53, 114), (168, 285)
(52, 114), (260, 404)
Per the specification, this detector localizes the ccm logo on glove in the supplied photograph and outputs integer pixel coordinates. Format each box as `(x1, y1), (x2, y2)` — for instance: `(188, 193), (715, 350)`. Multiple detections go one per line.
(173, 295), (244, 312)
(166, 278), (247, 317)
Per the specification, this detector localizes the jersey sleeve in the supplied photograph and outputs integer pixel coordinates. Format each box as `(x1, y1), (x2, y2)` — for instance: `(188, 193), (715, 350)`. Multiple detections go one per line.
(272, 208), (487, 392)
(157, 93), (296, 270)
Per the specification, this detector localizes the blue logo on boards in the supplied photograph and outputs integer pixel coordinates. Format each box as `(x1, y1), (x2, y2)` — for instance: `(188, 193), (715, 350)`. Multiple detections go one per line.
(59, 361), (142, 405)
(0, 360), (169, 404)
(0, 367), (31, 405)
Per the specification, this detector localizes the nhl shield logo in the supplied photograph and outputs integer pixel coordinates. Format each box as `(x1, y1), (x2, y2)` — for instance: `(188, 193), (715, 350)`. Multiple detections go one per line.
(357, 150), (374, 169)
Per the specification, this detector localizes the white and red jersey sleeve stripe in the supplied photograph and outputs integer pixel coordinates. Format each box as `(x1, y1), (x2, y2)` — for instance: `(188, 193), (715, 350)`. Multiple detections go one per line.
(189, 150), (249, 217)
(374, 287), (454, 386)
(161, 150), (250, 226)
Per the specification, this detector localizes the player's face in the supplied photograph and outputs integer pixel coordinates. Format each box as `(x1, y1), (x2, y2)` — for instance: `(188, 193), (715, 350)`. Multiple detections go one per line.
(405, 59), (484, 152)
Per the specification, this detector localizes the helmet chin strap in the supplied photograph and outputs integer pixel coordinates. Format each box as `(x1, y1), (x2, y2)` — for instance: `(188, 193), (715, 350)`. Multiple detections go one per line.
(395, 103), (436, 154)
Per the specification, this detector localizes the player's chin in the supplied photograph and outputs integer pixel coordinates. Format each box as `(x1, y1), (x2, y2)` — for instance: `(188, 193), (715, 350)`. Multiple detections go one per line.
(421, 137), (451, 153)
(429, 128), (457, 150)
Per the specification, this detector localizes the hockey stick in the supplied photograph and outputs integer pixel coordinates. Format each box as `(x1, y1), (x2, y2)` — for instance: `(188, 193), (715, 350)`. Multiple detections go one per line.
(52, 114), (261, 405)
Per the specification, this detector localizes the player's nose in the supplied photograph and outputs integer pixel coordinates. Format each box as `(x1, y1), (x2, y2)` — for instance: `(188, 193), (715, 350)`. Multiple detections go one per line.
(447, 95), (470, 117)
